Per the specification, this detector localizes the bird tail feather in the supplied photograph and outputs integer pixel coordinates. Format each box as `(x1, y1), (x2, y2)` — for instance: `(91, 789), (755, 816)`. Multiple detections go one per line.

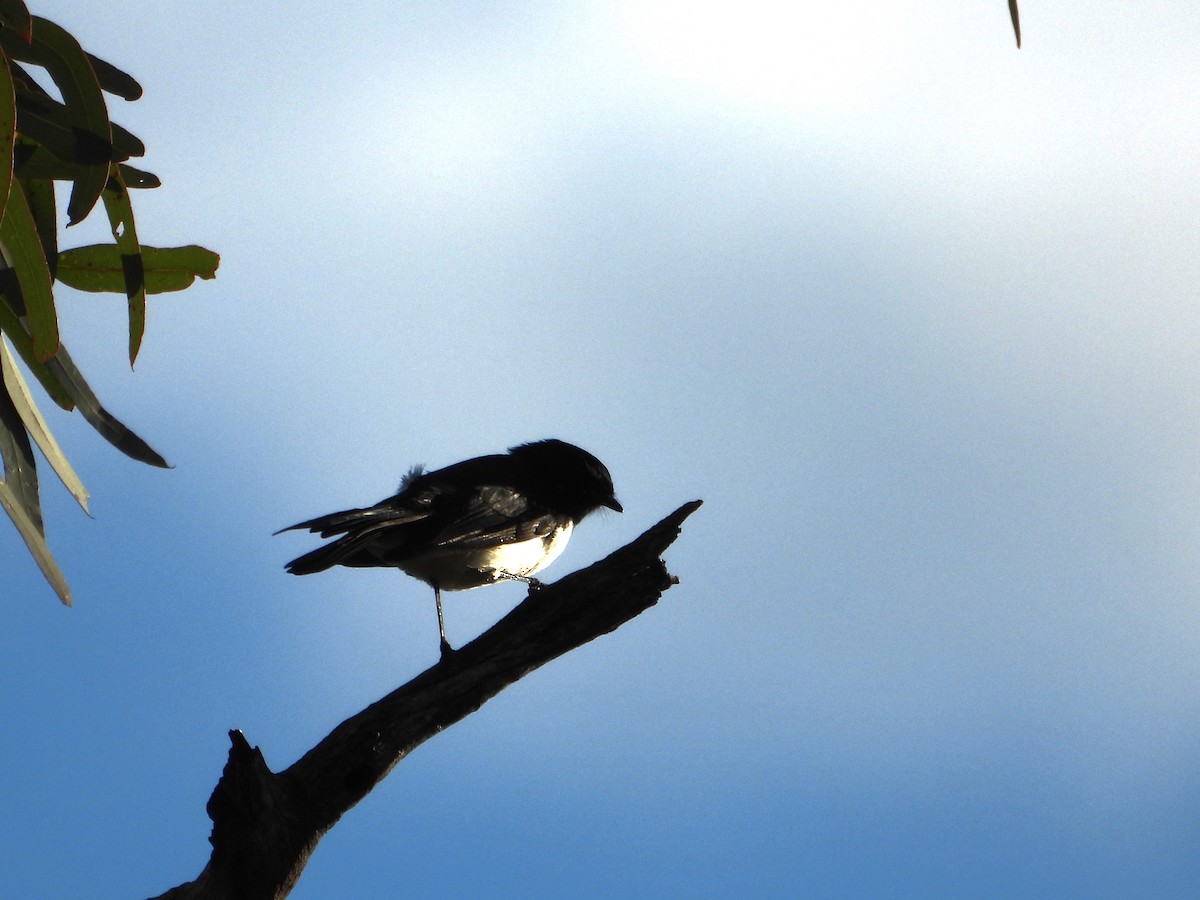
(275, 505), (424, 539)
(283, 516), (418, 574)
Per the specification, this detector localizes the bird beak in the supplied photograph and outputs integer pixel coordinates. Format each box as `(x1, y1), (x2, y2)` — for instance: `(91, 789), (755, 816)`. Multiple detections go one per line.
(605, 496), (623, 513)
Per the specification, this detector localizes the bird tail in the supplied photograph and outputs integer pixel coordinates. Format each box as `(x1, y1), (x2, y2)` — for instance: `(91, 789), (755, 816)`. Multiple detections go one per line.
(275, 504), (424, 539)
(283, 540), (352, 575)
(275, 507), (372, 538)
(282, 514), (421, 575)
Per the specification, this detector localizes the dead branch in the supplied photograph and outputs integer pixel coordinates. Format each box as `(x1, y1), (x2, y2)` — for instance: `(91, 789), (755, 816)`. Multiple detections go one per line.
(151, 499), (702, 900)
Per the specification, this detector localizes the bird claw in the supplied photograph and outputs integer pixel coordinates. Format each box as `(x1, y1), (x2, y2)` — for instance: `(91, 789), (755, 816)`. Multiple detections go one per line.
(482, 568), (542, 589)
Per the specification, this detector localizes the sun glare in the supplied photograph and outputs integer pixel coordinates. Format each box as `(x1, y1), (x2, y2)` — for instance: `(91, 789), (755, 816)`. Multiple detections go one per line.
(621, 0), (905, 112)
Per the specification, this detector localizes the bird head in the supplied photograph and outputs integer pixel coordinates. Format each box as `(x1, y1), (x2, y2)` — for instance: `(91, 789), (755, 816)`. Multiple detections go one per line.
(509, 439), (622, 519)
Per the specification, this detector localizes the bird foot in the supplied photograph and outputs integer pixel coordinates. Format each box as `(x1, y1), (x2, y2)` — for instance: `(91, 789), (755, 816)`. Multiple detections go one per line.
(483, 568), (543, 589)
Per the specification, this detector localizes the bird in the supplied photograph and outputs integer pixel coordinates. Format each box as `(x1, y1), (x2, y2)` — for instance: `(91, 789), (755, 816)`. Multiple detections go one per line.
(277, 439), (622, 658)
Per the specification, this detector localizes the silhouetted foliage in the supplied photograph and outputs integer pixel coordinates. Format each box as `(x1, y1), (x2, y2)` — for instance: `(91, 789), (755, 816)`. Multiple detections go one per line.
(0, 4), (218, 603)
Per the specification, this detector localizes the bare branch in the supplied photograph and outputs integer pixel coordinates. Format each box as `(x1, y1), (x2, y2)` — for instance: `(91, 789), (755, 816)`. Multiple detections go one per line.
(152, 499), (703, 900)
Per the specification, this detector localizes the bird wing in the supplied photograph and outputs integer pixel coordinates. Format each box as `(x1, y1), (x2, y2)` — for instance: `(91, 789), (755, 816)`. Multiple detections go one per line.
(428, 484), (563, 549)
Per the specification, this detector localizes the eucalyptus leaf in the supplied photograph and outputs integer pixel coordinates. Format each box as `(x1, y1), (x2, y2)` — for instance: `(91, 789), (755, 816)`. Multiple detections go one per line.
(0, 292), (71, 408)
(6, 17), (114, 224)
(58, 243), (219, 294)
(86, 52), (142, 101)
(45, 344), (168, 467)
(13, 88), (141, 164)
(0, 0), (31, 39)
(14, 142), (156, 189)
(12, 94), (88, 164)
(20, 173), (56, 278)
(0, 40), (15, 224)
(100, 168), (145, 364)
(0, 337), (88, 512)
(117, 164), (158, 189)
(0, 361), (41, 532)
(0, 178), (58, 361)
(0, 477), (70, 604)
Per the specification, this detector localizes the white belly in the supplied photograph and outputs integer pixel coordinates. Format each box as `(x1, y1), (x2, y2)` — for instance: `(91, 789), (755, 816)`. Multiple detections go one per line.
(400, 521), (574, 591)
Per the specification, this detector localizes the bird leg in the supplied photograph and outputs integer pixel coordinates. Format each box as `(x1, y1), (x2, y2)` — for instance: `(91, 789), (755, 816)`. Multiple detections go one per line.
(434, 585), (453, 660)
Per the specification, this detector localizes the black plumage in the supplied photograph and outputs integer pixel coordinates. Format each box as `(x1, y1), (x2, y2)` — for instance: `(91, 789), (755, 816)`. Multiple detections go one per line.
(278, 439), (621, 657)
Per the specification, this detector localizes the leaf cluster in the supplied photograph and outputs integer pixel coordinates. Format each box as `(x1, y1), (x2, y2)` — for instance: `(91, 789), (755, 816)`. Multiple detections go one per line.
(0, 3), (219, 604)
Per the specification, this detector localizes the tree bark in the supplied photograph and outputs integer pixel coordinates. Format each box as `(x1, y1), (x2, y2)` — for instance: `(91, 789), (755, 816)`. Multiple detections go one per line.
(151, 499), (702, 900)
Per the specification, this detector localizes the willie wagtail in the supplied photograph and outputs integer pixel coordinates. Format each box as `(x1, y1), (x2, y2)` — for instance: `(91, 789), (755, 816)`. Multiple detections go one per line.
(278, 439), (621, 657)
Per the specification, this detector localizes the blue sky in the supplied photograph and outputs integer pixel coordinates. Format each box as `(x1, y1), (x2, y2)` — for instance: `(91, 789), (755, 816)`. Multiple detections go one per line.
(3, 2), (1198, 897)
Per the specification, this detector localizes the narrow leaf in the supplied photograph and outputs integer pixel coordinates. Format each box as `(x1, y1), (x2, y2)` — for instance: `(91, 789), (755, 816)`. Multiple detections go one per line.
(57, 243), (219, 294)
(3, 17), (113, 224)
(100, 167), (146, 364)
(0, 357), (41, 531)
(1009, 0), (1021, 48)
(0, 477), (70, 604)
(0, 337), (88, 512)
(0, 0), (31, 40)
(0, 177), (58, 360)
(10, 68), (140, 161)
(0, 292), (70, 407)
(85, 52), (142, 101)
(0, 41), (16, 223)
(14, 142), (156, 189)
(110, 121), (145, 160)
(44, 344), (168, 467)
(117, 164), (158, 189)
(12, 93), (89, 163)
(20, 172), (56, 276)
